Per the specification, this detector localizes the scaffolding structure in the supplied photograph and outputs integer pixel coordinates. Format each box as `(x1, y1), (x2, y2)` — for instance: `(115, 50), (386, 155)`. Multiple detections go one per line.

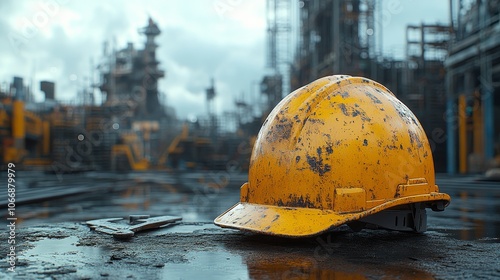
(261, 0), (292, 113)
(400, 23), (452, 171)
(445, 0), (500, 174)
(291, 0), (376, 90)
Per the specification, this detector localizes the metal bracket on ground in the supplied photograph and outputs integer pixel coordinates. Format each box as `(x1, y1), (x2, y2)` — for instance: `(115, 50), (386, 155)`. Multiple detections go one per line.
(86, 215), (182, 239)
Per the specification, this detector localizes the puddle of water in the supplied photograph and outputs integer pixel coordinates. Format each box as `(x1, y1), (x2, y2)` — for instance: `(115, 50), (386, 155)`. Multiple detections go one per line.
(241, 255), (370, 280)
(432, 221), (500, 242)
(166, 250), (434, 280)
(161, 251), (249, 280)
(20, 236), (103, 275)
(16, 173), (241, 227)
(428, 189), (500, 241)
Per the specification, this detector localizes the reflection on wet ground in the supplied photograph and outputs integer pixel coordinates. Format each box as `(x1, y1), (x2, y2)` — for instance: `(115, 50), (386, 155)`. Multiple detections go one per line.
(429, 176), (500, 242)
(11, 223), (448, 279)
(20, 236), (102, 276)
(3, 170), (245, 227)
(5, 171), (499, 242)
(1, 171), (499, 279)
(223, 230), (443, 280)
(162, 251), (248, 279)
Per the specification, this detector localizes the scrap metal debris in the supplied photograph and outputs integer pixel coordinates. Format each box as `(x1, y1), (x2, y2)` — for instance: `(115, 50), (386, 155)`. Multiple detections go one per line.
(86, 215), (182, 239)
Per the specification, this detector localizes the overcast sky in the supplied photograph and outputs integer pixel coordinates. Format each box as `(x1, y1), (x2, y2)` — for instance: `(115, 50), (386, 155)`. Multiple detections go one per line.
(1, 0), (449, 120)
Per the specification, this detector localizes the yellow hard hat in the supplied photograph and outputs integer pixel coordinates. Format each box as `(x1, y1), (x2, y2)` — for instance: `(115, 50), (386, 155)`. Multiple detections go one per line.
(215, 75), (450, 237)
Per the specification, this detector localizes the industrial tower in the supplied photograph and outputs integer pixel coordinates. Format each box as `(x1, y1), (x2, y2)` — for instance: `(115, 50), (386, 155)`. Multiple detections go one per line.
(261, 0), (292, 113)
(99, 17), (165, 119)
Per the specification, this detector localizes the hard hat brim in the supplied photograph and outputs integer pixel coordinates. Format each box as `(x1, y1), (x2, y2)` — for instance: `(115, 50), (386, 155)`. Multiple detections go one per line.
(214, 193), (450, 238)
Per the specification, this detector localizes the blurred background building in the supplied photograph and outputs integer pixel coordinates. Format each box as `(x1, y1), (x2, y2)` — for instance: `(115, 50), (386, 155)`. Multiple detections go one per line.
(446, 0), (500, 174)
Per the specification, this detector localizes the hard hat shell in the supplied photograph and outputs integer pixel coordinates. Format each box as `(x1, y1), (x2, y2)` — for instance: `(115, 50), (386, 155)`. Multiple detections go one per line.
(215, 75), (450, 237)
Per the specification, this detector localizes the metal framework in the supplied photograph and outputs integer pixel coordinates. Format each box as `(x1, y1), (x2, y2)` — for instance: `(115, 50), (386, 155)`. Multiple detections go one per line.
(445, 0), (500, 174)
(291, 0), (376, 90)
(262, 0), (292, 112)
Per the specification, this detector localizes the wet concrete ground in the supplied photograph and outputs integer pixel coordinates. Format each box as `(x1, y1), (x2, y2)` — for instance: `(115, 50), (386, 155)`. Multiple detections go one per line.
(0, 171), (499, 279)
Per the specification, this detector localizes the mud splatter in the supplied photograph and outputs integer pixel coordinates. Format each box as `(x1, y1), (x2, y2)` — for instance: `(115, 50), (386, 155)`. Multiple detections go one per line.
(266, 118), (293, 142)
(385, 145), (398, 150)
(306, 118), (325, 125)
(306, 147), (331, 176)
(365, 91), (383, 104)
(396, 106), (419, 126)
(338, 103), (349, 116)
(285, 194), (316, 208)
(337, 104), (371, 122)
(408, 130), (423, 148)
(325, 144), (334, 155)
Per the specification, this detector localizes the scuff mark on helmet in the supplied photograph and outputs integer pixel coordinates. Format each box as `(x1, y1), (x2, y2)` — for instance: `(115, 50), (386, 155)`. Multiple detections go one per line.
(338, 103), (349, 116)
(282, 194), (316, 208)
(306, 118), (325, 125)
(266, 117), (293, 142)
(272, 214), (280, 222)
(306, 147), (331, 176)
(325, 144), (334, 155)
(408, 130), (423, 148)
(365, 90), (383, 104)
(337, 103), (371, 122)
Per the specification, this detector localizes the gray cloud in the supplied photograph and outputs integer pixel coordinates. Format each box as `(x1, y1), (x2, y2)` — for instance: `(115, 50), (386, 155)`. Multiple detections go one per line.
(1, 0), (267, 120)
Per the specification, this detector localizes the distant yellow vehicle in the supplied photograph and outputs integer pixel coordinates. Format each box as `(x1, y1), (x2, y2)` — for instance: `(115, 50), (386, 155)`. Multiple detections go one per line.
(0, 86), (51, 167)
(111, 133), (149, 171)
